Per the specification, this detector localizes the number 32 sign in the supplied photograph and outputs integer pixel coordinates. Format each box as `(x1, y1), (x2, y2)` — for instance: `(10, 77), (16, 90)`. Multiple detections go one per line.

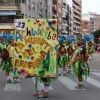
(14, 20), (26, 31)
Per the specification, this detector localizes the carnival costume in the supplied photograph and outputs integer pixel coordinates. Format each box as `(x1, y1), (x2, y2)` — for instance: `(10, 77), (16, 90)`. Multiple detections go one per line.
(58, 55), (67, 68)
(97, 46), (100, 53)
(72, 49), (89, 80)
(57, 44), (67, 75)
(2, 58), (13, 72)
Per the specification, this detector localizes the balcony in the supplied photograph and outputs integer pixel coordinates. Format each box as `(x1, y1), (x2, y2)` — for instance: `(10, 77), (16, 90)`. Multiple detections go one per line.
(52, 14), (57, 19)
(63, 20), (67, 23)
(62, 23), (68, 27)
(73, 14), (81, 20)
(73, 2), (81, 10)
(52, 5), (57, 12)
(0, 23), (14, 29)
(0, 2), (21, 10)
(62, 2), (67, 9)
(62, 25), (68, 32)
(73, 25), (81, 29)
(72, 8), (81, 15)
(62, 0), (68, 5)
(62, 8), (68, 13)
(73, 30), (80, 34)
(62, 12), (67, 18)
(0, 20), (14, 23)
(73, 20), (81, 24)
(52, 0), (57, 5)
(73, 0), (81, 6)
(0, 15), (22, 23)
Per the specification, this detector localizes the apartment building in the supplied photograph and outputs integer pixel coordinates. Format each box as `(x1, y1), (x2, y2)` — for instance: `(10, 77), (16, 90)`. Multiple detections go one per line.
(61, 0), (73, 35)
(67, 6), (73, 35)
(72, 0), (82, 35)
(62, 0), (68, 35)
(52, 0), (62, 34)
(82, 20), (90, 34)
(82, 12), (100, 33)
(0, 0), (52, 29)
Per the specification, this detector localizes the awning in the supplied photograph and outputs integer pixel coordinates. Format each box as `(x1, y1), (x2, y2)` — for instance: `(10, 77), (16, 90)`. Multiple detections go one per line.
(0, 11), (16, 16)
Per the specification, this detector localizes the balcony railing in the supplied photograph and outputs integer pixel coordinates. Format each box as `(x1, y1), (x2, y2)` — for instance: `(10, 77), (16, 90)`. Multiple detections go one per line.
(73, 0), (81, 5)
(0, 2), (21, 6)
(0, 20), (14, 23)
(52, 5), (57, 11)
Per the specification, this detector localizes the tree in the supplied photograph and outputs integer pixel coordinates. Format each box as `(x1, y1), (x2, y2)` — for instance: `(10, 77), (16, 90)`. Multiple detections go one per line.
(93, 30), (100, 43)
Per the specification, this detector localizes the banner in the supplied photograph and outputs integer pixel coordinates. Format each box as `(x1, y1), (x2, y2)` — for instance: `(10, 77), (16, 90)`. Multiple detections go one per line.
(14, 19), (58, 77)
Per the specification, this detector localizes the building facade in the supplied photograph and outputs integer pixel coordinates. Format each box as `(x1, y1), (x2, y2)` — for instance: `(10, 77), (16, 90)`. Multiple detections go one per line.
(52, 0), (62, 34)
(72, 0), (82, 35)
(62, 0), (68, 35)
(82, 12), (100, 33)
(62, 0), (73, 35)
(82, 20), (90, 34)
(0, 0), (52, 29)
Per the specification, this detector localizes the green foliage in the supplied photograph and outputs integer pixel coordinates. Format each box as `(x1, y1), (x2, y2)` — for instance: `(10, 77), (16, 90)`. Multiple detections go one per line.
(93, 30), (100, 43)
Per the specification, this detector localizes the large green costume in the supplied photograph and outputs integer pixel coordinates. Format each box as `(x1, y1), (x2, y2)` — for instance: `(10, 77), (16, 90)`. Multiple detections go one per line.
(2, 58), (13, 72)
(66, 55), (73, 65)
(73, 61), (89, 77)
(58, 55), (67, 67)
(72, 50), (90, 81)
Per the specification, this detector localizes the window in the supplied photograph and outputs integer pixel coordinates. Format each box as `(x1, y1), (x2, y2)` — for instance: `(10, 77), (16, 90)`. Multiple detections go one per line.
(31, 2), (35, 9)
(58, 0), (62, 4)
(45, 0), (47, 6)
(58, 7), (61, 13)
(45, 9), (47, 18)
(39, 0), (43, 5)
(38, 7), (43, 16)
(29, 16), (31, 18)
(15, 0), (21, 3)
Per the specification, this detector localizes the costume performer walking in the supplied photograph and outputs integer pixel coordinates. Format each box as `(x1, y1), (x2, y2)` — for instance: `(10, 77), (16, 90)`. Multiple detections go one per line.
(58, 43), (67, 76)
(68, 40), (90, 89)
(1, 48), (13, 83)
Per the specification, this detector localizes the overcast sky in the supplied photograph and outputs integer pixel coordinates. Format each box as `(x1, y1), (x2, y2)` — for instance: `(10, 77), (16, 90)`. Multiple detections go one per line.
(82, 0), (100, 14)
(66, 0), (100, 14)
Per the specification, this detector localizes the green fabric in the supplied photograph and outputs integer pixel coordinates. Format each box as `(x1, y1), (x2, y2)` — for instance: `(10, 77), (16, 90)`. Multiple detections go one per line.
(37, 75), (58, 84)
(0, 45), (6, 49)
(2, 58), (13, 72)
(77, 47), (82, 53)
(88, 47), (96, 54)
(73, 61), (81, 76)
(66, 55), (73, 65)
(73, 60), (89, 79)
(13, 68), (19, 77)
(58, 55), (67, 67)
(90, 47), (96, 54)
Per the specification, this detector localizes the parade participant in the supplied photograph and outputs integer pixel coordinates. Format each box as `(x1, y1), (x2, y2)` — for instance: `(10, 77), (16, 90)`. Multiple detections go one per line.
(0, 48), (2, 68)
(68, 40), (89, 89)
(37, 78), (51, 98)
(66, 42), (74, 73)
(1, 48), (13, 83)
(97, 43), (100, 53)
(33, 50), (57, 98)
(87, 41), (96, 61)
(58, 43), (67, 76)
(7, 40), (20, 83)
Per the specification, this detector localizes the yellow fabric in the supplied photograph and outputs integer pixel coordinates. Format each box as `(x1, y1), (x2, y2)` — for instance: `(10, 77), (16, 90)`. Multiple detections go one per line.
(7, 45), (14, 57)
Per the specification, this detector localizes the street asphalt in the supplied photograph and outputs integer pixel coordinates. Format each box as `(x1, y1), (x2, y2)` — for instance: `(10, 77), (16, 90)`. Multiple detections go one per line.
(0, 53), (100, 100)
